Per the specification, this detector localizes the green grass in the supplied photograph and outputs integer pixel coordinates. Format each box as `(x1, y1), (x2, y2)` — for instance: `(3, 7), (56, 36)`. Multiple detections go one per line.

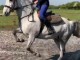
(52, 9), (80, 21)
(0, 15), (18, 30)
(0, 10), (3, 14)
(0, 10), (18, 30)
(0, 16), (18, 26)
(0, 9), (80, 30)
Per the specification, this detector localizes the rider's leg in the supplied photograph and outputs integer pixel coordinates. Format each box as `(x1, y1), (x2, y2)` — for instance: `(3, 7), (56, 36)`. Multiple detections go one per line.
(39, 4), (55, 35)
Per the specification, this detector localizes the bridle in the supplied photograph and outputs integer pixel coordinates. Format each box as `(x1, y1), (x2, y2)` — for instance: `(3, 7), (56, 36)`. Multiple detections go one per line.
(4, 0), (33, 11)
(4, 0), (35, 22)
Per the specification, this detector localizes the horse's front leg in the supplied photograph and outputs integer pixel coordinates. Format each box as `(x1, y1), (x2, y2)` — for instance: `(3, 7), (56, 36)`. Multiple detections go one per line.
(26, 33), (41, 57)
(13, 28), (24, 42)
(58, 40), (65, 60)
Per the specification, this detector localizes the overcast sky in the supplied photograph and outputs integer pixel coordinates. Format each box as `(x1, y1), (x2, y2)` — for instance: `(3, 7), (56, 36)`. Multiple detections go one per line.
(0, 0), (80, 6)
(50, 0), (80, 6)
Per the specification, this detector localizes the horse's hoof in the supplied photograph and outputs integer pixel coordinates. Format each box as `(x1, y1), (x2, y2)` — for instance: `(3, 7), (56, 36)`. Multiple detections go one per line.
(16, 39), (20, 42)
(33, 53), (41, 57)
(16, 39), (21, 42)
(12, 31), (16, 36)
(37, 54), (41, 57)
(16, 39), (24, 42)
(20, 39), (25, 42)
(27, 48), (41, 57)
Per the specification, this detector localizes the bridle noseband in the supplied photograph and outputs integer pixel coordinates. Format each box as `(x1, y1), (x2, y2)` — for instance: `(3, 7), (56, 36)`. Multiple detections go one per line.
(4, 5), (12, 9)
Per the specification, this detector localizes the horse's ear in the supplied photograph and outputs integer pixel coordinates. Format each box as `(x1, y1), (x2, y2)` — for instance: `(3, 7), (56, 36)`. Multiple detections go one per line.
(9, 0), (15, 2)
(73, 21), (80, 38)
(10, 0), (13, 1)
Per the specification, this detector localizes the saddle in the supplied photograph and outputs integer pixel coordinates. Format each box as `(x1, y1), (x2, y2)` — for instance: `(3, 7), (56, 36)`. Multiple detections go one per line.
(46, 11), (62, 24)
(37, 11), (62, 24)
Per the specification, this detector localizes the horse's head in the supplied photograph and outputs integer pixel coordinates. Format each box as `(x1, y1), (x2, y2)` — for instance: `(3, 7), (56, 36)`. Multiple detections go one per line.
(73, 21), (80, 38)
(3, 0), (33, 16)
(3, 0), (17, 16)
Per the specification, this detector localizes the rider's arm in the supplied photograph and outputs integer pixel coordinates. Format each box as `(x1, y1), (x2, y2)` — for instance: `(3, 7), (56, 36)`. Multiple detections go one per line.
(33, 0), (38, 4)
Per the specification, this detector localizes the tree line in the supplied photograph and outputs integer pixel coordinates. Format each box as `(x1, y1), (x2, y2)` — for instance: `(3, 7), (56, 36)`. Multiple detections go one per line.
(49, 1), (80, 10)
(0, 5), (4, 10)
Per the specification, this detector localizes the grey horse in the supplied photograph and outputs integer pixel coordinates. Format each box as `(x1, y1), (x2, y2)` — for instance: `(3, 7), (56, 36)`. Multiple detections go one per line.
(3, 0), (80, 60)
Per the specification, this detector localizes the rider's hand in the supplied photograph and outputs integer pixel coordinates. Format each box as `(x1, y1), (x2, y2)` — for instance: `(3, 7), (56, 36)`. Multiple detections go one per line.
(34, 0), (38, 4)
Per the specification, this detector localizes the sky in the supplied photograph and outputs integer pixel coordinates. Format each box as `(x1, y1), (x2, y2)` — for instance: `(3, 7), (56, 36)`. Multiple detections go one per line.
(50, 0), (80, 6)
(0, 0), (80, 6)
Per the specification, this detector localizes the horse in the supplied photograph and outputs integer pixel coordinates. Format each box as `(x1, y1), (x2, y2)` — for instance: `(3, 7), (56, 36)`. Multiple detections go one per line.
(3, 0), (80, 60)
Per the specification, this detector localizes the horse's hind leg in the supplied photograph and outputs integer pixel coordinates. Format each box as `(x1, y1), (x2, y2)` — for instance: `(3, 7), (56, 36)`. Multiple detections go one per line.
(54, 39), (65, 60)
(26, 33), (40, 57)
(13, 28), (24, 42)
(58, 41), (65, 60)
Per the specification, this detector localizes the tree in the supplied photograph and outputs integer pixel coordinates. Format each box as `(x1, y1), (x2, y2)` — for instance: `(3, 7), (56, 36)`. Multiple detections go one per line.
(0, 5), (4, 10)
(59, 1), (80, 9)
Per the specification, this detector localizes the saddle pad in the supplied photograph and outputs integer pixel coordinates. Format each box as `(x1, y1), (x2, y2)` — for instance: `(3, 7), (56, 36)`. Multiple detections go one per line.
(50, 14), (62, 24)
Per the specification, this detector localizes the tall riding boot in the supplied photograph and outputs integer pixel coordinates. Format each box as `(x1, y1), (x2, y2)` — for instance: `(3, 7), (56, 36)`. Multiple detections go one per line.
(44, 20), (55, 35)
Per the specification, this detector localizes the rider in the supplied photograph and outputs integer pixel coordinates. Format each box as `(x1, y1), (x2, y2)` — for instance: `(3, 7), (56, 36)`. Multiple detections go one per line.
(33, 0), (55, 35)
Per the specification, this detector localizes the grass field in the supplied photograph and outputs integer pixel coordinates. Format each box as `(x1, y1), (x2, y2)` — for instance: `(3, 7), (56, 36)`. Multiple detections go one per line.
(0, 10), (2, 13)
(52, 9), (80, 21)
(0, 10), (18, 30)
(0, 16), (18, 30)
(0, 9), (80, 30)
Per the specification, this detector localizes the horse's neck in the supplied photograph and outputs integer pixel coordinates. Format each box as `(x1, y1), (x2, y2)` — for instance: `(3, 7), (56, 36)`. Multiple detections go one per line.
(16, 0), (32, 18)
(17, 0), (32, 6)
(22, 8), (32, 18)
(16, 8), (40, 21)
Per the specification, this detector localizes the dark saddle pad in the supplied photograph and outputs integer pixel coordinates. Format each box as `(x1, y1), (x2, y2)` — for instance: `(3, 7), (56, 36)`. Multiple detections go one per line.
(46, 11), (62, 24)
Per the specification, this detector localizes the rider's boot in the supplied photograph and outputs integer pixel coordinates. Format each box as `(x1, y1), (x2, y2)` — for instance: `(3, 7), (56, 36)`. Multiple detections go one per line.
(44, 20), (55, 35)
(36, 23), (44, 38)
